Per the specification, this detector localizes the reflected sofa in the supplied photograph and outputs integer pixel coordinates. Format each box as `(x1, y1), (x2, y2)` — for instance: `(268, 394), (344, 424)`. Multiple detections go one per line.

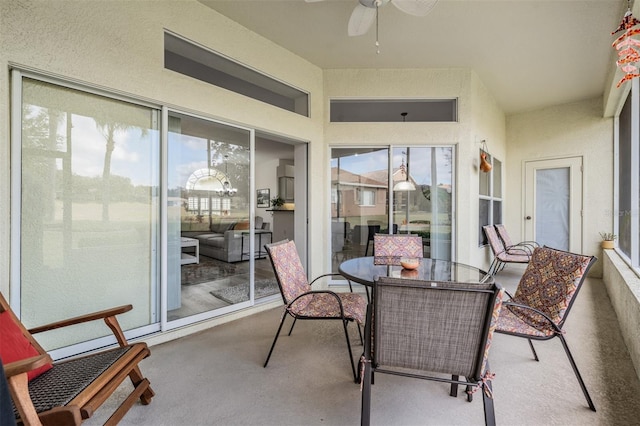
(182, 216), (271, 263)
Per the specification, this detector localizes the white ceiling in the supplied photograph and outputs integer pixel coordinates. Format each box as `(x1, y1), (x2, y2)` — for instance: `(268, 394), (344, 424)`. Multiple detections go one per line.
(198, 0), (627, 115)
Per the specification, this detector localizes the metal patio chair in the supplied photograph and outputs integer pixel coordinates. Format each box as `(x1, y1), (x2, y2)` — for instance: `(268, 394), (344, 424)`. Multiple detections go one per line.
(496, 246), (597, 411)
(360, 276), (504, 426)
(263, 239), (366, 382)
(373, 233), (423, 265)
(494, 224), (539, 256)
(483, 225), (531, 275)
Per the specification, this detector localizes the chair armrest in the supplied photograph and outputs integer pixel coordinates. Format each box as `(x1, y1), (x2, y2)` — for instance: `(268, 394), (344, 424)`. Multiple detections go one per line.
(3, 355), (52, 378)
(288, 290), (346, 318)
(309, 272), (351, 286)
(28, 305), (134, 348)
(503, 301), (562, 333)
(505, 243), (536, 256)
(498, 246), (530, 257)
(28, 305), (132, 334)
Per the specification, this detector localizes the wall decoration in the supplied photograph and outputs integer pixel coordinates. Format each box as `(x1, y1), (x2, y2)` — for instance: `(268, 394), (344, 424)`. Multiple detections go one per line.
(613, 1), (640, 87)
(257, 188), (270, 208)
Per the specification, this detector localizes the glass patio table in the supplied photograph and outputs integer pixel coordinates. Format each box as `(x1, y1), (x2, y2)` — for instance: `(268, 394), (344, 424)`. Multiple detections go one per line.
(338, 256), (494, 287)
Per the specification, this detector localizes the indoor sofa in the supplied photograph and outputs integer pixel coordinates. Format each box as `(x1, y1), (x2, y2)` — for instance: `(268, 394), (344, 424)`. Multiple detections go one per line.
(182, 216), (271, 263)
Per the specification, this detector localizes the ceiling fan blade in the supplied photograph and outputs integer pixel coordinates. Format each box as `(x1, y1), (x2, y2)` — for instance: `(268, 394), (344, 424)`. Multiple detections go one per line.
(348, 4), (377, 36)
(305, 0), (325, 2)
(391, 0), (438, 17)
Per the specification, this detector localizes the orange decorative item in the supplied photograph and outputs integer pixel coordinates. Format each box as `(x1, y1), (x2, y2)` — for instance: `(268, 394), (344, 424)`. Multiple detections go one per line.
(613, 1), (640, 87)
(400, 257), (420, 270)
(479, 139), (492, 173)
(480, 151), (492, 173)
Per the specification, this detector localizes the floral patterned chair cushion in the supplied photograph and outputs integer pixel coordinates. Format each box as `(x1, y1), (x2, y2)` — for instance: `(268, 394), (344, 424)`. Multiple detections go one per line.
(498, 246), (592, 335)
(266, 239), (313, 311)
(373, 234), (423, 265)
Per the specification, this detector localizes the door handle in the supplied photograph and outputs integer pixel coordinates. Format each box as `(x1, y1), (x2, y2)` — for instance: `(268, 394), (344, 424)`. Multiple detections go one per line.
(525, 216), (532, 220)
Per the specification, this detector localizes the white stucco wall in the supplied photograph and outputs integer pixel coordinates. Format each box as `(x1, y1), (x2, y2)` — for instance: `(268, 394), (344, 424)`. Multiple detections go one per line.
(505, 97), (613, 276)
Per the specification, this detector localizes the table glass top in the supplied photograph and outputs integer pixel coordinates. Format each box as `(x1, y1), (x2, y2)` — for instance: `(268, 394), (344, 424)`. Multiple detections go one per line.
(338, 257), (493, 286)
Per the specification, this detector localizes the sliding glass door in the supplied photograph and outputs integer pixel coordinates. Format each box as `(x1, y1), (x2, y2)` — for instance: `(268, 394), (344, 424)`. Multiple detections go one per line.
(167, 112), (254, 322)
(17, 76), (160, 351)
(12, 72), (292, 354)
(330, 145), (454, 271)
(330, 148), (390, 271)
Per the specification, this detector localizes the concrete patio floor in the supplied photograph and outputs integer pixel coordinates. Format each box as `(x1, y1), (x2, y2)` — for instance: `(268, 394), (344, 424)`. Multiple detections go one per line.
(87, 264), (640, 425)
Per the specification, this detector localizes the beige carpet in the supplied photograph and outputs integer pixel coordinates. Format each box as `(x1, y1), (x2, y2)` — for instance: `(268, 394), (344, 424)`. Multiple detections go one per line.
(86, 265), (640, 425)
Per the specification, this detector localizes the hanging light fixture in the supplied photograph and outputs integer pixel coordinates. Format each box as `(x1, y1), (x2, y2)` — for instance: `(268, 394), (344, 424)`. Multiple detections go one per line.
(214, 154), (237, 197)
(394, 113), (417, 191)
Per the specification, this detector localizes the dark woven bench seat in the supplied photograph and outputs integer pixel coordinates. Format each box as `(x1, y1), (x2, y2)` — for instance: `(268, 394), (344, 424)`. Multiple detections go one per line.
(13, 347), (131, 418)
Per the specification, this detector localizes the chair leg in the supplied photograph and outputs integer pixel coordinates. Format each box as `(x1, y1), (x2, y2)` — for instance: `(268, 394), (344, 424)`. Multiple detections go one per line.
(528, 339), (539, 361)
(365, 238), (371, 256)
(487, 259), (498, 275)
(450, 375), (459, 397)
(559, 335), (596, 411)
(357, 323), (363, 345)
(343, 320), (358, 382)
(481, 379), (496, 426)
(287, 318), (297, 336)
(264, 313), (288, 368)
(360, 356), (373, 426)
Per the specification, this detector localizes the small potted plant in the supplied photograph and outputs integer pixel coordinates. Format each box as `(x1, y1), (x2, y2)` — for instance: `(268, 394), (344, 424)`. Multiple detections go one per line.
(270, 195), (285, 209)
(599, 232), (617, 249)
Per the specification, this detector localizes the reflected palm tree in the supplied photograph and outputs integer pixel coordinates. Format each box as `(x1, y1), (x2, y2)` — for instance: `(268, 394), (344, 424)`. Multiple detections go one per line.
(94, 121), (147, 222)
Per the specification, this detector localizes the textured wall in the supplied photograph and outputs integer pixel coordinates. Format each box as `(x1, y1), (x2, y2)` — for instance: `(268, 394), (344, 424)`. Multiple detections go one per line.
(603, 250), (640, 381)
(506, 97), (613, 276)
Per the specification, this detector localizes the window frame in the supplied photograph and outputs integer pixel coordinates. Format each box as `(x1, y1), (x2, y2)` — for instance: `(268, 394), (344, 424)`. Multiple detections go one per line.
(478, 151), (503, 246)
(614, 78), (640, 272)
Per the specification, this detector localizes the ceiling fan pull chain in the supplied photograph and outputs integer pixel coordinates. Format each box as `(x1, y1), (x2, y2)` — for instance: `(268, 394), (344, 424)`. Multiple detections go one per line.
(375, 2), (380, 54)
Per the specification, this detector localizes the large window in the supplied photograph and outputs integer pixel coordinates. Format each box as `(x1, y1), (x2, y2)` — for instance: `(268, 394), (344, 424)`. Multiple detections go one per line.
(478, 151), (502, 245)
(616, 84), (639, 269)
(16, 76), (160, 351)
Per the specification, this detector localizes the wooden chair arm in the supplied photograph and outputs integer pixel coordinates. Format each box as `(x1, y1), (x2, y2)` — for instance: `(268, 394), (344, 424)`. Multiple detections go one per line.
(3, 355), (52, 378)
(28, 305), (132, 334)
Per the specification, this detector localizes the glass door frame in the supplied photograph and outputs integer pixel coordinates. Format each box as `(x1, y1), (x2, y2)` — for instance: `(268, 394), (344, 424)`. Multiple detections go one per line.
(161, 107), (257, 331)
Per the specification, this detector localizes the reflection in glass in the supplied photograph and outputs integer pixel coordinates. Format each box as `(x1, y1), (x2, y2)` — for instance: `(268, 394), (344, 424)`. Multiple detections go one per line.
(330, 145), (454, 271)
(393, 147), (453, 261)
(20, 78), (160, 349)
(330, 148), (390, 271)
(167, 113), (255, 320)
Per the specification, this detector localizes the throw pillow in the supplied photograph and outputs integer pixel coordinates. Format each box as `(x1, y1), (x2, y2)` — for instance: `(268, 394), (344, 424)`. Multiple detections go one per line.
(0, 311), (52, 380)
(234, 221), (250, 230)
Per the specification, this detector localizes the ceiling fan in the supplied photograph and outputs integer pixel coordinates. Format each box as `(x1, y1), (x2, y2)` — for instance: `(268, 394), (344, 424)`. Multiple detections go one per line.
(305, 0), (438, 39)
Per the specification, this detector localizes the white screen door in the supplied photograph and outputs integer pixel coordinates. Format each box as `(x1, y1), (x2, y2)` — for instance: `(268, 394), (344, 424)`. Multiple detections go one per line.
(524, 157), (583, 252)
